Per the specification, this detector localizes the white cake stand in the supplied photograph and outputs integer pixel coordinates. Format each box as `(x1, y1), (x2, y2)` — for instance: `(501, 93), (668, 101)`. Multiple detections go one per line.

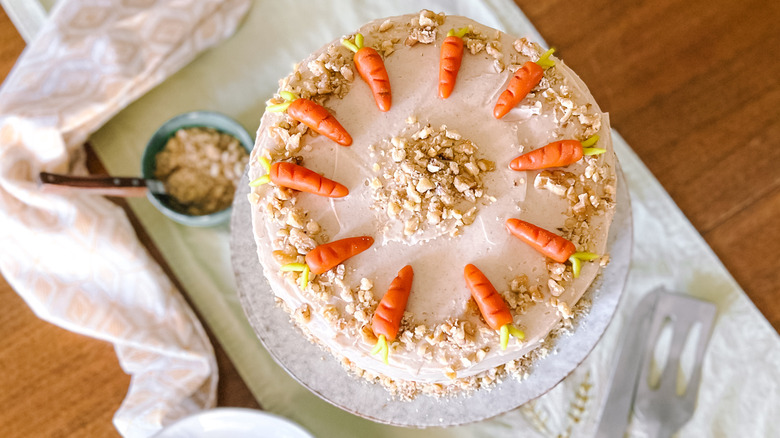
(231, 167), (632, 427)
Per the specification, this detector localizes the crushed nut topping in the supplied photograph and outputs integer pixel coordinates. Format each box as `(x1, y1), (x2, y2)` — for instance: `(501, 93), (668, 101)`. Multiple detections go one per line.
(378, 19), (394, 33)
(531, 162), (616, 256)
(293, 304), (311, 324)
(329, 287), (595, 400)
(548, 296), (573, 319)
(405, 10), (444, 46)
(280, 43), (354, 103)
(534, 169), (575, 197)
(155, 127), (249, 216)
(369, 121), (495, 240)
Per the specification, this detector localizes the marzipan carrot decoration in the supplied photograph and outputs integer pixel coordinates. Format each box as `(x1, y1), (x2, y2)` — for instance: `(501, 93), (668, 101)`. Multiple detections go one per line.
(280, 236), (374, 290)
(493, 48), (555, 119)
(371, 265), (414, 364)
(305, 236), (374, 275)
(505, 218), (599, 278)
(267, 91), (353, 146)
(342, 33), (392, 111)
(506, 218), (574, 263)
(510, 135), (604, 171)
(464, 264), (524, 350)
(438, 27), (469, 99)
(249, 158), (348, 198)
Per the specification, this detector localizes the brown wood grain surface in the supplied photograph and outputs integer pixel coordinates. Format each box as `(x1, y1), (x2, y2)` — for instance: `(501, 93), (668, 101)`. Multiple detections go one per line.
(1, 1), (778, 436)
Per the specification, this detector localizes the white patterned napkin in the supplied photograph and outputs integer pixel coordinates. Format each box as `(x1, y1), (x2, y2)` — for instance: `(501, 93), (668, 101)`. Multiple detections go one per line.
(0, 1), (250, 436)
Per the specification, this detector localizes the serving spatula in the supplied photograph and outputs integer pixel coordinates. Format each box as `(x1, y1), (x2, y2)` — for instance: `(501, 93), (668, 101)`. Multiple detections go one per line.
(595, 288), (717, 438)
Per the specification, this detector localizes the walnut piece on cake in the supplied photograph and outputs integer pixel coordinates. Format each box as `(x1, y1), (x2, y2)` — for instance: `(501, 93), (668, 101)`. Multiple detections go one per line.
(405, 10), (445, 46)
(369, 121), (495, 240)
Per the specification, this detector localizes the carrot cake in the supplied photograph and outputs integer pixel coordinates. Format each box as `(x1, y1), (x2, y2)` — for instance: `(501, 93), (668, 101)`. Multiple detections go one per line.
(246, 10), (616, 398)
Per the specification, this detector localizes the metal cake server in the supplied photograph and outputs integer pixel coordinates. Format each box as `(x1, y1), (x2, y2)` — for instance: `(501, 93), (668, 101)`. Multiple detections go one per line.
(595, 287), (717, 438)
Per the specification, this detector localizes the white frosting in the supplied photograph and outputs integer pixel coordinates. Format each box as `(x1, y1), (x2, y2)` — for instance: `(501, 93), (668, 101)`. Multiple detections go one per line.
(248, 12), (616, 390)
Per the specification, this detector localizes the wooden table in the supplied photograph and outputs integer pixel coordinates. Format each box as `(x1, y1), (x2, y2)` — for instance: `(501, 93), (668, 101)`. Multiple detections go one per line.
(1, 1), (778, 436)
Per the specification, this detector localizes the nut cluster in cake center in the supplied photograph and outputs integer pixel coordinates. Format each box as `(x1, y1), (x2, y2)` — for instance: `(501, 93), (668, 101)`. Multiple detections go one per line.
(368, 120), (495, 240)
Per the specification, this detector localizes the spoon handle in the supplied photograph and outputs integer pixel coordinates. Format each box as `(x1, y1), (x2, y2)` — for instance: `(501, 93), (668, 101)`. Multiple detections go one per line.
(39, 172), (151, 197)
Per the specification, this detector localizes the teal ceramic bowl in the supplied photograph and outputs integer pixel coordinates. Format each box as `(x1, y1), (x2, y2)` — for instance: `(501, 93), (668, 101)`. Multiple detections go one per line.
(141, 111), (254, 227)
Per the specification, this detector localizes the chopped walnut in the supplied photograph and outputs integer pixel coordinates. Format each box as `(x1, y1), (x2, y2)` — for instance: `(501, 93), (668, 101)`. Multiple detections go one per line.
(462, 27), (497, 56)
(155, 127), (248, 216)
(547, 262), (566, 282)
(405, 10), (444, 46)
(321, 304), (339, 322)
(378, 19), (393, 32)
(535, 169), (580, 200)
(513, 37), (544, 60)
(361, 325), (377, 344)
(290, 228), (317, 255)
(530, 285), (544, 302)
(272, 42), (354, 110)
(369, 121), (495, 240)
(548, 278), (565, 297)
(293, 304), (311, 323)
(272, 249), (298, 266)
(549, 297), (573, 318)
(379, 39), (397, 57)
(266, 125), (304, 156)
(578, 112), (602, 137)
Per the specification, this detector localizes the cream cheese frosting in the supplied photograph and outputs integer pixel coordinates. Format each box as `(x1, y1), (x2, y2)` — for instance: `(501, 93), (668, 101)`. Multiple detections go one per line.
(247, 10), (617, 397)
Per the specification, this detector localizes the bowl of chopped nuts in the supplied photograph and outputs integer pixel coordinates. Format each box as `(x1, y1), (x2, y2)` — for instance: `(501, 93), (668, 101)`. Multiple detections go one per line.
(142, 111), (253, 227)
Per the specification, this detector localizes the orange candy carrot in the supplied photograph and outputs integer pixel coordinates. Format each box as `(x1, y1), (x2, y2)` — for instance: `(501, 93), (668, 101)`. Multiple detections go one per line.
(464, 264), (524, 350)
(464, 264), (512, 331)
(355, 47), (392, 111)
(268, 92), (352, 146)
(509, 136), (605, 171)
(280, 236), (373, 290)
(493, 62), (544, 119)
(269, 161), (348, 198)
(305, 236), (374, 275)
(372, 265), (414, 342)
(505, 218), (576, 264)
(342, 34), (391, 112)
(505, 219), (600, 278)
(371, 265), (414, 363)
(438, 27), (468, 99)
(493, 48), (555, 119)
(510, 140), (581, 170)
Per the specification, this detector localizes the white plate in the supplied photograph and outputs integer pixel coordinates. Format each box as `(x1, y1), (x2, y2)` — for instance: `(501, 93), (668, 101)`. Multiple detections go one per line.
(153, 408), (314, 438)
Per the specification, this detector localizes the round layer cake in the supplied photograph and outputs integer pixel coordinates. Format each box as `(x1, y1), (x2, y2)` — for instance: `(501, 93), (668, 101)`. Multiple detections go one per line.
(247, 10), (617, 398)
